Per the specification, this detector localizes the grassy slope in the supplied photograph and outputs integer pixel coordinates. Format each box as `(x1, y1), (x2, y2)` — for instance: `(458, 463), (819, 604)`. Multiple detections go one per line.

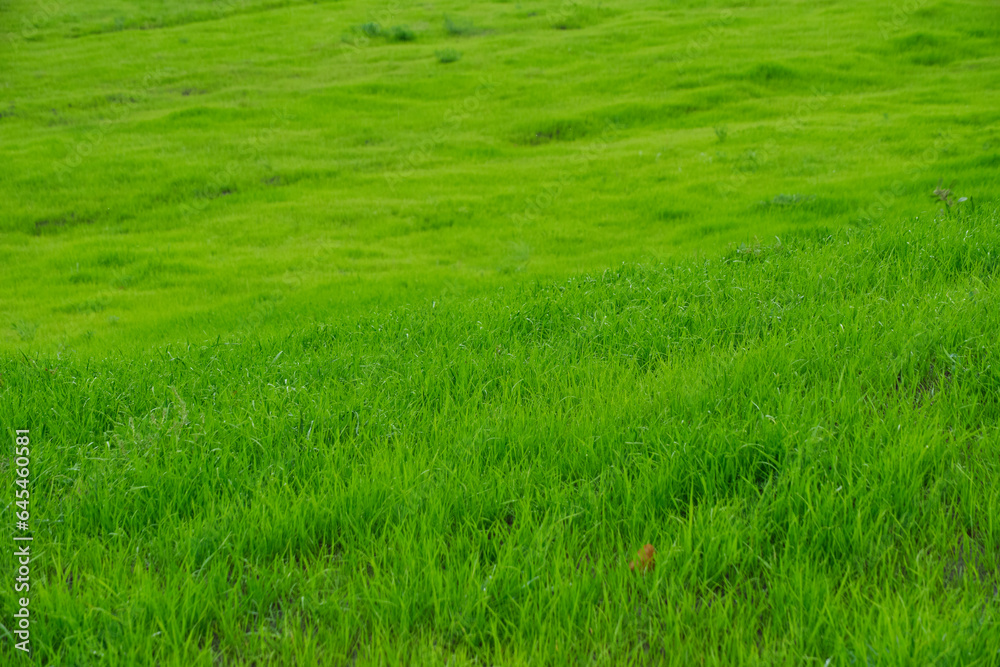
(2, 0), (1000, 664)
(2, 207), (999, 664)
(1, 0), (999, 352)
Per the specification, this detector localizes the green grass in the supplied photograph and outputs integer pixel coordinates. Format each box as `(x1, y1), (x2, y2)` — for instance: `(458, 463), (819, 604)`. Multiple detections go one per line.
(3, 207), (1000, 664)
(1, 0), (998, 353)
(2, 0), (1000, 664)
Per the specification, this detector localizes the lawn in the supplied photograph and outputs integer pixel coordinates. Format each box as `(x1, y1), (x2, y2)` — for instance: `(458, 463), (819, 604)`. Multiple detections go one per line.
(1, 0), (999, 664)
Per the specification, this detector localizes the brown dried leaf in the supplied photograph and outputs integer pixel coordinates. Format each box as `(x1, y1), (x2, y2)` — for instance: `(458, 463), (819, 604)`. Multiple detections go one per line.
(630, 543), (655, 574)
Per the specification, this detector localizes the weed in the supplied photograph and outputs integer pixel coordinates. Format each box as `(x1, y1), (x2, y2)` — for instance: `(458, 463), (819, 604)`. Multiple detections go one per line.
(359, 21), (382, 38)
(932, 178), (957, 208)
(931, 179), (975, 220)
(346, 22), (416, 44)
(390, 25), (416, 42)
(11, 320), (37, 341)
(760, 193), (816, 207)
(444, 15), (480, 37)
(435, 48), (462, 64)
(737, 149), (760, 173)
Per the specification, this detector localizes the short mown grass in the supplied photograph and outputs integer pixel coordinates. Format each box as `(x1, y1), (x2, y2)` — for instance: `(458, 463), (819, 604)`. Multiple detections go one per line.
(1, 0), (998, 353)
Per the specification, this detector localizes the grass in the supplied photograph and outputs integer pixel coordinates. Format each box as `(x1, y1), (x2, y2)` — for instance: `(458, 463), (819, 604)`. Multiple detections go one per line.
(1, 0), (998, 354)
(2, 207), (999, 664)
(443, 15), (482, 37)
(1, 0), (999, 664)
(436, 48), (463, 64)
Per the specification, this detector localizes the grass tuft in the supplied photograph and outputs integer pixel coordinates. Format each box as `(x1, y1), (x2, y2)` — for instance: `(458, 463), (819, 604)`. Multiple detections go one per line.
(435, 48), (462, 64)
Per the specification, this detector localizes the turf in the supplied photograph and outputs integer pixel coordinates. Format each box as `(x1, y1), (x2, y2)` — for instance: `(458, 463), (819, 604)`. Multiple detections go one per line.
(1, 0), (999, 664)
(4, 208), (1000, 664)
(2, 0), (999, 352)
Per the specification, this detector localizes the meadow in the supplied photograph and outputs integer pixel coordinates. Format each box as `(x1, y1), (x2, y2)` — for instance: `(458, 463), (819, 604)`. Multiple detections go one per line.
(2, 0), (1000, 664)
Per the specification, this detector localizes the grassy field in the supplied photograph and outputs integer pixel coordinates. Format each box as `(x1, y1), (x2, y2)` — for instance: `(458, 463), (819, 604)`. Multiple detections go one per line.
(2, 0), (1000, 664)
(2, 0), (999, 352)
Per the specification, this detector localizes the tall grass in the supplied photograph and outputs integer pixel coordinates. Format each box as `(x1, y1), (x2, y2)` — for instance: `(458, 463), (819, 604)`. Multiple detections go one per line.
(3, 206), (998, 664)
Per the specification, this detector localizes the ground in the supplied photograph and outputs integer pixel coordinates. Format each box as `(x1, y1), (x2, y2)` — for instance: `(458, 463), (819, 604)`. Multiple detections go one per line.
(1, 1), (999, 664)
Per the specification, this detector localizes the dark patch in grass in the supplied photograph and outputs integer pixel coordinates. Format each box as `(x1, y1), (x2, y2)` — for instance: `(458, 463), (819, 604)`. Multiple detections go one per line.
(417, 216), (455, 232)
(444, 15), (483, 37)
(514, 117), (597, 145)
(57, 298), (111, 314)
(896, 362), (953, 407)
(972, 153), (1000, 169)
(745, 62), (798, 84)
(96, 249), (136, 268)
(592, 99), (710, 131)
(549, 3), (617, 30)
(656, 208), (688, 222)
(351, 22), (417, 43)
(751, 195), (851, 221)
(343, 247), (386, 260)
(891, 32), (960, 66)
(193, 186), (235, 201)
(34, 218), (67, 232)
(47, 109), (70, 127)
(163, 106), (248, 126)
(359, 22), (381, 38)
(911, 51), (955, 67)
(33, 212), (92, 236)
(690, 222), (732, 238)
(943, 535), (999, 591)
(481, 513), (517, 558)
(389, 25), (416, 42)
(597, 100), (707, 129)
(435, 48), (462, 64)
(893, 32), (945, 52)
(112, 274), (136, 289)
(597, 102), (662, 129)
(757, 193), (817, 208)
